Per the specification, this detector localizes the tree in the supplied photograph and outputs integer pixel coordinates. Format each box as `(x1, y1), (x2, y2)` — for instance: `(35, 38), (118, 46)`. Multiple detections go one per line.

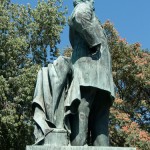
(0, 0), (66, 149)
(103, 21), (149, 104)
(28, 0), (66, 65)
(104, 21), (150, 150)
(110, 98), (150, 150)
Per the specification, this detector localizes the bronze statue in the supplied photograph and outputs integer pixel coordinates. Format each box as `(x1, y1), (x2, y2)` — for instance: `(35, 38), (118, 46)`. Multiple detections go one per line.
(32, 0), (115, 147)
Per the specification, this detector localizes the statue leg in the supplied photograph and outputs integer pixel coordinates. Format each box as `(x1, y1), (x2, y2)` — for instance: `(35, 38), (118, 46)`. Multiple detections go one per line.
(70, 87), (96, 146)
(70, 98), (89, 146)
(90, 92), (110, 146)
(93, 106), (110, 146)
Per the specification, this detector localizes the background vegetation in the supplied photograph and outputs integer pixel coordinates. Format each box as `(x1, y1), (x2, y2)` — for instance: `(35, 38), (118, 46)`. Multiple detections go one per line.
(0, 0), (149, 149)
(0, 0), (66, 149)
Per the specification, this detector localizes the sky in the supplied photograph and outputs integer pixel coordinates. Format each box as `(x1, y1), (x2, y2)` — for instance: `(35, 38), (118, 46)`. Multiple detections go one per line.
(12, 0), (150, 51)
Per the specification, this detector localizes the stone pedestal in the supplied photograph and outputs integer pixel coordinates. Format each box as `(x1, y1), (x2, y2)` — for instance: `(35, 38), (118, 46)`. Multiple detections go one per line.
(44, 129), (68, 146)
(26, 146), (136, 150)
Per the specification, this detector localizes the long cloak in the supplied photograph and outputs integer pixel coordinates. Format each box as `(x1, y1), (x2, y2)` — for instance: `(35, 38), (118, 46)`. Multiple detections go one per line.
(64, 2), (115, 133)
(32, 56), (71, 144)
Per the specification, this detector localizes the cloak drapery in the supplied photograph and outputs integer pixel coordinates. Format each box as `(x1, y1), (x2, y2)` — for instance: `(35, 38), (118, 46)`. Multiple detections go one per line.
(32, 56), (71, 144)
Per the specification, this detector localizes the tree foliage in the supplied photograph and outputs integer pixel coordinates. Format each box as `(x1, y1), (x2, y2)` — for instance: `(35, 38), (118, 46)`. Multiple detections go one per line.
(104, 21), (150, 150)
(103, 21), (149, 104)
(110, 98), (150, 150)
(0, 0), (66, 149)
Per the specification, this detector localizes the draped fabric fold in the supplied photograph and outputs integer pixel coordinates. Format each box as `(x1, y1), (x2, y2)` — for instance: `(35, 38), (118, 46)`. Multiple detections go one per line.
(32, 56), (71, 144)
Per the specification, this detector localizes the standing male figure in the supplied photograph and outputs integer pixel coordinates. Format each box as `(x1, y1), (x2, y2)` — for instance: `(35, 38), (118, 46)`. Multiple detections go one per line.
(65, 0), (115, 146)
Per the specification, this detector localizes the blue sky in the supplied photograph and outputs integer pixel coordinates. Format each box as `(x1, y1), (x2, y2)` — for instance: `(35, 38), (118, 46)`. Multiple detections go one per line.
(12, 0), (150, 51)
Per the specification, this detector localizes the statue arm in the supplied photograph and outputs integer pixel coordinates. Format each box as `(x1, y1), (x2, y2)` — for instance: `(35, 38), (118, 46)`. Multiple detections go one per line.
(69, 2), (101, 48)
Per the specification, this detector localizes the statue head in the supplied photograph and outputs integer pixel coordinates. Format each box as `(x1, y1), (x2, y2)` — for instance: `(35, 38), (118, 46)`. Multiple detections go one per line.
(73, 0), (94, 7)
